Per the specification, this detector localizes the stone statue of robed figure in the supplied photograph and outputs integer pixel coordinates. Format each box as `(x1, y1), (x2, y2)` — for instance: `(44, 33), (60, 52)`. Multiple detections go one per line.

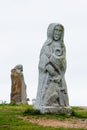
(34, 23), (72, 114)
(10, 65), (27, 104)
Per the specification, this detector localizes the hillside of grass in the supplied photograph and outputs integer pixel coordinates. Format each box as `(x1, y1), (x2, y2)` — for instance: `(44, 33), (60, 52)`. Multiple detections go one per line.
(0, 104), (87, 130)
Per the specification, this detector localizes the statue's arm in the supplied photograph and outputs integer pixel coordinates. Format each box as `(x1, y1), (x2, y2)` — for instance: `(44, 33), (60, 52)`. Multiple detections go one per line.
(45, 63), (56, 76)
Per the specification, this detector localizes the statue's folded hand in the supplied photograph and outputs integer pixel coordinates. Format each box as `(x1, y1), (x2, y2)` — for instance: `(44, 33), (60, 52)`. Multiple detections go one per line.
(45, 64), (56, 76)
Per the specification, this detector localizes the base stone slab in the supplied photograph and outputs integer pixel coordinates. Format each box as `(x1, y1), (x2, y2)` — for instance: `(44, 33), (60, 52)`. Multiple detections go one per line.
(39, 106), (72, 115)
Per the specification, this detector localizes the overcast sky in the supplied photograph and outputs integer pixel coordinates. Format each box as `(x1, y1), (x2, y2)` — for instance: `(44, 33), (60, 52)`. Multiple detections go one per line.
(0, 0), (87, 106)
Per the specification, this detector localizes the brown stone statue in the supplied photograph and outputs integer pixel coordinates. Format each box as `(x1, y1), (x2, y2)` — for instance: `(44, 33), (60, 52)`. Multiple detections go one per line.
(10, 65), (27, 104)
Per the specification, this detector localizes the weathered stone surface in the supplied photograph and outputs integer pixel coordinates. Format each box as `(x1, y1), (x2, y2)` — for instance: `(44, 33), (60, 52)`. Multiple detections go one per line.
(34, 23), (71, 114)
(10, 65), (27, 104)
(41, 106), (72, 115)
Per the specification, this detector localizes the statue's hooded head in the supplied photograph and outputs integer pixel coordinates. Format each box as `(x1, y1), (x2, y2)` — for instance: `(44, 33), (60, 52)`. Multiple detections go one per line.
(46, 23), (64, 45)
(15, 64), (23, 73)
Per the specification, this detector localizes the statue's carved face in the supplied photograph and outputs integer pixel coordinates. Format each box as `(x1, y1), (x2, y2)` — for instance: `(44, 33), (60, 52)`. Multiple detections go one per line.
(53, 25), (63, 41)
(15, 65), (23, 72)
(18, 66), (23, 72)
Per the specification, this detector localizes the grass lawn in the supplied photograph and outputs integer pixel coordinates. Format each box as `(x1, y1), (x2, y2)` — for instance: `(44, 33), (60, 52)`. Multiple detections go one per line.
(0, 104), (86, 130)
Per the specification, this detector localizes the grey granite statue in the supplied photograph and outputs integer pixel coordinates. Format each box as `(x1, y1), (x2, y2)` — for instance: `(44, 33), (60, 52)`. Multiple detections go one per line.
(34, 23), (72, 114)
(10, 65), (27, 104)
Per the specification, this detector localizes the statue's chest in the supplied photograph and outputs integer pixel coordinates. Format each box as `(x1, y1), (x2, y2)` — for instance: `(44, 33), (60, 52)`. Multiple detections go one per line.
(50, 42), (62, 53)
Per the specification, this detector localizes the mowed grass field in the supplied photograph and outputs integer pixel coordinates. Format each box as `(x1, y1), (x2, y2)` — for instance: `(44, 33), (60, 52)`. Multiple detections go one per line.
(0, 104), (87, 130)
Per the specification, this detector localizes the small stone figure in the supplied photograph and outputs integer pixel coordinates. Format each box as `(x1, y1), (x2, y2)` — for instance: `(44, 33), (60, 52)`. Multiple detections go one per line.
(34, 23), (72, 114)
(10, 65), (27, 104)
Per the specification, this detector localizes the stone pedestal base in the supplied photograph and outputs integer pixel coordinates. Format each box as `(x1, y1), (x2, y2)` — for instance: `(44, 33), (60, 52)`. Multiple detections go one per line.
(39, 106), (72, 115)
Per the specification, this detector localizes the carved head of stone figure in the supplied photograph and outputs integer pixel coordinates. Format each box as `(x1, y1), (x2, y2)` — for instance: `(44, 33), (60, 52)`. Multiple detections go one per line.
(46, 23), (64, 44)
(14, 65), (23, 73)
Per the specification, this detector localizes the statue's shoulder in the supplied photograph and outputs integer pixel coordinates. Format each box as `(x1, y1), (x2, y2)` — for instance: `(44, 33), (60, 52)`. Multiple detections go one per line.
(40, 39), (52, 54)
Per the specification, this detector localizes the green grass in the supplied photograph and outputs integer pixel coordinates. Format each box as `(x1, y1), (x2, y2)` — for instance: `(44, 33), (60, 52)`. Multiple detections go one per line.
(71, 106), (87, 118)
(0, 104), (86, 130)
